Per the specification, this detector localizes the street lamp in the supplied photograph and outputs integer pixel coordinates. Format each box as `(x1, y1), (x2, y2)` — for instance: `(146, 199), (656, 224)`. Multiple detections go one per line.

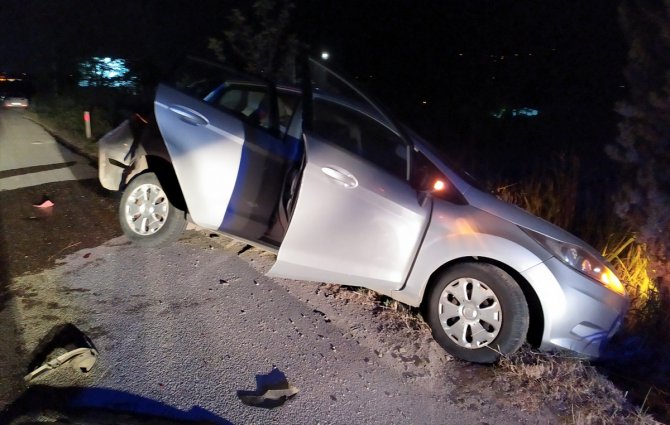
(321, 51), (330, 60)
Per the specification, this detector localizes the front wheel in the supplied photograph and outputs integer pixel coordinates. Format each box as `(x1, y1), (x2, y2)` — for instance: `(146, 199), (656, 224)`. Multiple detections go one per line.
(426, 263), (529, 363)
(119, 172), (187, 247)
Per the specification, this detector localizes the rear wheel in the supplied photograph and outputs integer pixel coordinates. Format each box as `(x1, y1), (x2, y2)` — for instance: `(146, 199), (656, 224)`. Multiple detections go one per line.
(426, 263), (529, 363)
(119, 172), (187, 247)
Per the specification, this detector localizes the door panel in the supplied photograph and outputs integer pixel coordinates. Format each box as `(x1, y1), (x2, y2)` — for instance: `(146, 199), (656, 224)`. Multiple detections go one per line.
(268, 134), (431, 292)
(155, 84), (245, 230)
(219, 124), (300, 244)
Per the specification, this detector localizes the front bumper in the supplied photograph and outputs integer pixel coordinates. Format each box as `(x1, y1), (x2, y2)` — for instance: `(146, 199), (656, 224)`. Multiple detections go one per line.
(98, 119), (135, 191)
(522, 257), (628, 358)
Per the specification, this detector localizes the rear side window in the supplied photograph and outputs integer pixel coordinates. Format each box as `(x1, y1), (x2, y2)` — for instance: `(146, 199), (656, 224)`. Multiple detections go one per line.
(169, 58), (246, 100)
(168, 57), (298, 136)
(210, 86), (298, 132)
(312, 99), (408, 180)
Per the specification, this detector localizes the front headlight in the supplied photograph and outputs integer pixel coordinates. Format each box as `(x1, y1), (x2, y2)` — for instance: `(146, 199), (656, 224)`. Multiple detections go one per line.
(523, 228), (626, 296)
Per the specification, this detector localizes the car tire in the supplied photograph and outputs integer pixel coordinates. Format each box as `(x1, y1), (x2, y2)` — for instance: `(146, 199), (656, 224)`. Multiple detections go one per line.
(426, 263), (529, 363)
(119, 172), (187, 247)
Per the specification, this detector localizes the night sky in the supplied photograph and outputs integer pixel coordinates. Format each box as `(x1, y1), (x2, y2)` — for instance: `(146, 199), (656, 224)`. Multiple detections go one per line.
(1, 0), (627, 176)
(1, 1), (625, 94)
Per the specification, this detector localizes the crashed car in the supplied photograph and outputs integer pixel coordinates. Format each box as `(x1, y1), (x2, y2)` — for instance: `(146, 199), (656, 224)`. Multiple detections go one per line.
(99, 57), (628, 363)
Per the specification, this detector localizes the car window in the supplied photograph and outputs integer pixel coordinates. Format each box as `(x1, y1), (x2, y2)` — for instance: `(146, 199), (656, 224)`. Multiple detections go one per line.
(312, 99), (408, 180)
(169, 57), (251, 100)
(168, 57), (298, 136)
(210, 86), (298, 132)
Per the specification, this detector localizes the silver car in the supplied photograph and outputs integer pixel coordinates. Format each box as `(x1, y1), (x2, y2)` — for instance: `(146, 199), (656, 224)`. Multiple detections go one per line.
(2, 95), (29, 109)
(99, 57), (628, 363)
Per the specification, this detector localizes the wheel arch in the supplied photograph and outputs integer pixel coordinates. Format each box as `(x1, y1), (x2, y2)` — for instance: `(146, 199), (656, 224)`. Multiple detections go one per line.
(419, 256), (544, 348)
(124, 155), (187, 213)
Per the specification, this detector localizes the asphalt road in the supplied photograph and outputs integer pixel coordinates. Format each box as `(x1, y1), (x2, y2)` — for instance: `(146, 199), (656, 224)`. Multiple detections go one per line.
(0, 110), (555, 424)
(0, 110), (97, 191)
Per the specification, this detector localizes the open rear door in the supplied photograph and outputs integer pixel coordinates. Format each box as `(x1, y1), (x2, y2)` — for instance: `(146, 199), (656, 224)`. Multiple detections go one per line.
(155, 82), (245, 231)
(154, 57), (301, 245)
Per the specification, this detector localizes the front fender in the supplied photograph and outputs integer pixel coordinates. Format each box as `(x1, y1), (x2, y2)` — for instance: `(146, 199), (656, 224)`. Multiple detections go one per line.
(393, 201), (556, 307)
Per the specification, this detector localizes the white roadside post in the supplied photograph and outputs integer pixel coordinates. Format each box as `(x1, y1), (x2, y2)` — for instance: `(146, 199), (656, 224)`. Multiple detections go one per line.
(84, 111), (92, 139)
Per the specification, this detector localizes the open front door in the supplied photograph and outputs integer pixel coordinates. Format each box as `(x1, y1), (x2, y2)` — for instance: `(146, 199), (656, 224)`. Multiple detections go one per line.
(268, 130), (431, 292)
(268, 59), (431, 291)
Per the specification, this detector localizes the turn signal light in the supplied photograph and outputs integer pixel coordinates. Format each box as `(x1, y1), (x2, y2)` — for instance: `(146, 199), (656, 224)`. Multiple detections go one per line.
(433, 179), (446, 191)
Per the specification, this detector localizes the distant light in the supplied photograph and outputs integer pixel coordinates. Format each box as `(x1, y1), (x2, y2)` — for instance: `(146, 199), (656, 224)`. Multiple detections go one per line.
(491, 106), (538, 119)
(458, 53), (463, 56)
(422, 100), (427, 105)
(321, 51), (330, 60)
(518, 107), (539, 116)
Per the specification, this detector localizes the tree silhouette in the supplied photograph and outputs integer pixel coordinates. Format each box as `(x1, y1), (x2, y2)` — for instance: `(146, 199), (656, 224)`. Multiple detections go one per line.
(208, 0), (298, 81)
(608, 0), (670, 276)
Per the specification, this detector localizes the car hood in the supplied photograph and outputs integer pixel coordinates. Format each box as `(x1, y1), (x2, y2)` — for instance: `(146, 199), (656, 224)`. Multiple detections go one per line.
(463, 187), (603, 258)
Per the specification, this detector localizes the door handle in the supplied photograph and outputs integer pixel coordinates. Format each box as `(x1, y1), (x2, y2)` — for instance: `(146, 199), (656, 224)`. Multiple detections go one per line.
(321, 166), (358, 188)
(168, 105), (209, 126)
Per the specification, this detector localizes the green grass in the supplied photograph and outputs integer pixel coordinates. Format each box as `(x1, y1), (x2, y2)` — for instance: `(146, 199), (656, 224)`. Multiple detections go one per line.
(28, 92), (116, 157)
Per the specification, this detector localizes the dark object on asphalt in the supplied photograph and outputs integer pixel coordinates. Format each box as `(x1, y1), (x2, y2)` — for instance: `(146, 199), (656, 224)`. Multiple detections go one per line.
(24, 324), (98, 382)
(237, 367), (299, 408)
(0, 386), (233, 425)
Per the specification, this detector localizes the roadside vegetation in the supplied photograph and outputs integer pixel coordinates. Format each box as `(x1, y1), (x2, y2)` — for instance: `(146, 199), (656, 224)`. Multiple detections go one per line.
(494, 165), (667, 424)
(27, 89), (122, 158)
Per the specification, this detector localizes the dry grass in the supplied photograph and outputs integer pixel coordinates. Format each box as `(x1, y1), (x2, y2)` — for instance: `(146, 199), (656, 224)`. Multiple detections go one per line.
(494, 154), (579, 230)
(602, 235), (656, 307)
(494, 347), (660, 424)
(333, 282), (663, 423)
(328, 285), (427, 331)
